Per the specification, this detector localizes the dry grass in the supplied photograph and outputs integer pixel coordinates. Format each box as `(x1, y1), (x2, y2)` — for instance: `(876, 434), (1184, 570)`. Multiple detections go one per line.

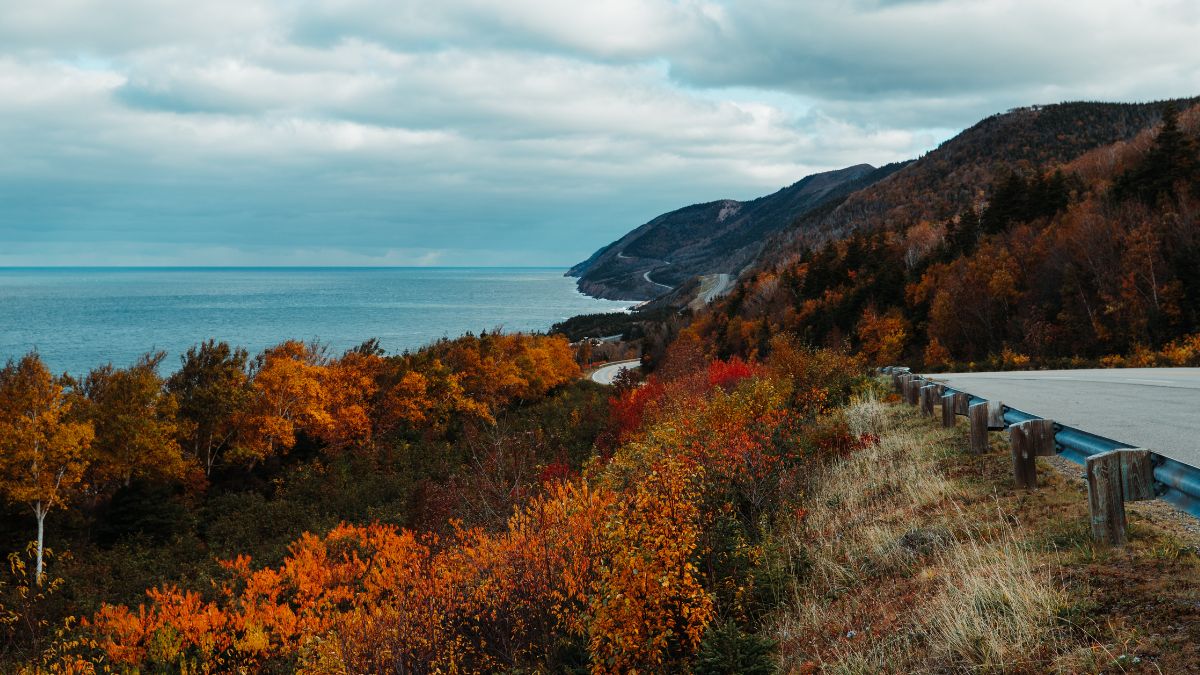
(843, 390), (890, 439)
(770, 398), (1069, 673)
(924, 515), (1067, 670)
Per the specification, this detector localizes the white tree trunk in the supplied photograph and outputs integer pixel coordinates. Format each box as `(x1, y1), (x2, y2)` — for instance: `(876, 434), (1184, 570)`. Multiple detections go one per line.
(35, 503), (46, 585)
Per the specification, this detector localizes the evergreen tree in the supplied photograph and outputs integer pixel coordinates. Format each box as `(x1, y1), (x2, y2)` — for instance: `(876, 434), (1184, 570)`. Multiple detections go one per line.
(693, 620), (775, 675)
(1113, 103), (1199, 204)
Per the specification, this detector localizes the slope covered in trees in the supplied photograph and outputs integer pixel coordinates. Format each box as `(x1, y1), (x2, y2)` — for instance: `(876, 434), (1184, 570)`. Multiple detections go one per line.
(572, 99), (1196, 306)
(768, 98), (1200, 255)
(4, 327), (868, 672)
(697, 102), (1200, 369)
(70, 340), (863, 672)
(0, 332), (590, 668)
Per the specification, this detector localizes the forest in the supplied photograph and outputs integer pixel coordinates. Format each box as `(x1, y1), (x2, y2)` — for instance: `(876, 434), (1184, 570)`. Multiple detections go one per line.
(0, 316), (871, 672)
(702, 103), (1200, 370)
(0, 332), (597, 669)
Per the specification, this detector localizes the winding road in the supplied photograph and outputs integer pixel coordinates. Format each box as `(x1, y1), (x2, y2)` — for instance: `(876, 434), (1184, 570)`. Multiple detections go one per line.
(616, 250), (674, 291)
(590, 359), (641, 385)
(643, 268), (673, 290)
(929, 368), (1200, 467)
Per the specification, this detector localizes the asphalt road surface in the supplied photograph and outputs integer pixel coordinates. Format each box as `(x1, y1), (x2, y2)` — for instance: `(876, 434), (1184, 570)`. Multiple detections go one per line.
(928, 368), (1200, 467)
(700, 273), (732, 304)
(590, 359), (641, 385)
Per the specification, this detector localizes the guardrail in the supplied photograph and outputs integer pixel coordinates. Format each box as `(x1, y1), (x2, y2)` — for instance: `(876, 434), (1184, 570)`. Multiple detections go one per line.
(881, 366), (1200, 545)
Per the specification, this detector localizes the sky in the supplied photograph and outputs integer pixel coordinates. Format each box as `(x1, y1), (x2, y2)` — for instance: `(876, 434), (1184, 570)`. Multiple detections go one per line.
(0, 0), (1198, 267)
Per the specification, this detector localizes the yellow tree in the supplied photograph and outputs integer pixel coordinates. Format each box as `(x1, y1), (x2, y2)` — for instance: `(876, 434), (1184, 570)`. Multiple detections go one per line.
(234, 341), (331, 465)
(319, 350), (381, 454)
(80, 351), (186, 491)
(855, 307), (910, 365)
(0, 353), (94, 584)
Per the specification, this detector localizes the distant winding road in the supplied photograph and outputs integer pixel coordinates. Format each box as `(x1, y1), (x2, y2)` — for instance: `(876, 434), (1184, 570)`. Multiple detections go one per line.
(643, 268), (673, 290)
(591, 359), (641, 385)
(929, 368), (1200, 467)
(617, 250), (674, 291)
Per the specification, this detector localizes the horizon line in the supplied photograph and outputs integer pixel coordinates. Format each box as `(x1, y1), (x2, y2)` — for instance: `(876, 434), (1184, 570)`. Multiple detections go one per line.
(0, 265), (573, 270)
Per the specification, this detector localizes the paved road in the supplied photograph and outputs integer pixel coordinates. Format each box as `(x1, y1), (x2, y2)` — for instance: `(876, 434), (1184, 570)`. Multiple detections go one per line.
(700, 273), (732, 304)
(928, 368), (1200, 467)
(642, 269), (673, 290)
(615, 250), (674, 290)
(688, 273), (733, 310)
(591, 359), (641, 385)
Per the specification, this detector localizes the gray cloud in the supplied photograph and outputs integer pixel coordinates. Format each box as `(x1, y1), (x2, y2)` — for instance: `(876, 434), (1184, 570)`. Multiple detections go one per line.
(0, 1), (1195, 265)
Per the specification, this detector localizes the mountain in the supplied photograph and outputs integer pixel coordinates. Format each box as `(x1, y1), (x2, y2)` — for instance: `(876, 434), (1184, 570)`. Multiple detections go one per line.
(698, 98), (1200, 368)
(762, 99), (1200, 261)
(568, 163), (907, 301)
(573, 99), (1199, 307)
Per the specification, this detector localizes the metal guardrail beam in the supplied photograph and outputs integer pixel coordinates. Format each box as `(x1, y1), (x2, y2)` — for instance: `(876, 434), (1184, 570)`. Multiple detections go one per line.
(884, 367), (1200, 521)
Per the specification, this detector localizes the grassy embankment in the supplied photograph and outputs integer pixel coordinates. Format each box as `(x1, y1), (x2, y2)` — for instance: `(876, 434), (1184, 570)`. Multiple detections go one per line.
(768, 383), (1200, 673)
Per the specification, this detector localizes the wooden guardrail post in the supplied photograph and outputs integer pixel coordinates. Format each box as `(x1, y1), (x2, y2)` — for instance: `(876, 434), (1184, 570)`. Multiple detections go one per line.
(905, 377), (921, 406)
(986, 400), (1005, 429)
(1119, 448), (1155, 502)
(920, 384), (938, 416)
(1008, 419), (1056, 489)
(940, 394), (957, 427)
(1087, 451), (1126, 546)
(968, 400), (1003, 454)
(968, 402), (988, 453)
(952, 392), (970, 415)
(1086, 448), (1155, 546)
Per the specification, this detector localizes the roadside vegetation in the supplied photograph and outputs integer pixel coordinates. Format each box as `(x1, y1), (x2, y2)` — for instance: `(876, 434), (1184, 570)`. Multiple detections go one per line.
(6, 322), (1200, 671)
(771, 387), (1200, 673)
(0, 321), (889, 673)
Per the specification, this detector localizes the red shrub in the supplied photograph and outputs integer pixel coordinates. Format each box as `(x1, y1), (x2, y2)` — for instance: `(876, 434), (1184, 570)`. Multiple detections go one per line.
(706, 357), (762, 391)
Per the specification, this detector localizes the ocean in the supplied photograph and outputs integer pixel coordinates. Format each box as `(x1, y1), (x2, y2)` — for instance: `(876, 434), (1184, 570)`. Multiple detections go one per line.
(0, 267), (633, 376)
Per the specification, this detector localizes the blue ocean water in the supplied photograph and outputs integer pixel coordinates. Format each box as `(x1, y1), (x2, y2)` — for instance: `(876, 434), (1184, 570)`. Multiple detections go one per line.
(0, 268), (632, 376)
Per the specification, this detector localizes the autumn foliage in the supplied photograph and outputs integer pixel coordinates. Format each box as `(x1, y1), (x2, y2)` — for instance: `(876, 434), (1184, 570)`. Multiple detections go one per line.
(0, 332), (582, 665)
(702, 103), (1200, 370)
(56, 337), (864, 673)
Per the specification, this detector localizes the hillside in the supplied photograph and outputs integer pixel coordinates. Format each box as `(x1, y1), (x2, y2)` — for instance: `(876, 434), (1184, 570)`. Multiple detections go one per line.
(573, 99), (1195, 306)
(696, 99), (1200, 370)
(763, 99), (1200, 260)
(568, 163), (904, 300)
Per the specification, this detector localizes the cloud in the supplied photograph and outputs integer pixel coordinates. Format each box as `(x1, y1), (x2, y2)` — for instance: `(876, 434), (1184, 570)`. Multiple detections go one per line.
(0, 0), (1195, 265)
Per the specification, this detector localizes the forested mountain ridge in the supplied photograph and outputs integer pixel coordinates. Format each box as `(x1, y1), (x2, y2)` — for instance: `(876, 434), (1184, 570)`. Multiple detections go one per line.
(573, 99), (1196, 306)
(699, 100), (1200, 369)
(763, 98), (1200, 260)
(568, 163), (903, 300)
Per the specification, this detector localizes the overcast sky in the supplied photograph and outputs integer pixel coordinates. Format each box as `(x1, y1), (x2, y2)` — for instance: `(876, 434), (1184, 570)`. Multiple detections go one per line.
(1, 0), (1197, 266)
